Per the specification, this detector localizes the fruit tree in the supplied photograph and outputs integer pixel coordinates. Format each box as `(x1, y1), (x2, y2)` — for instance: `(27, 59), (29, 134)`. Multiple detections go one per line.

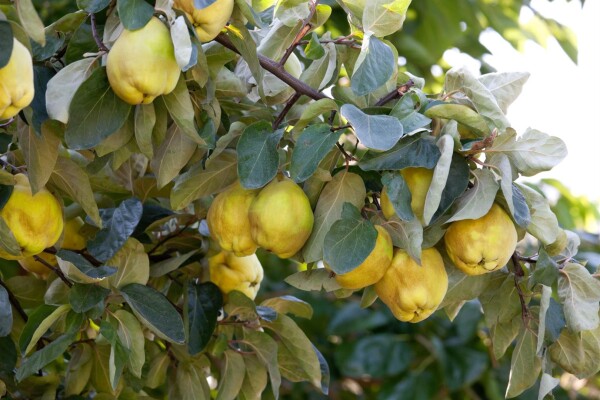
(0, 0), (598, 399)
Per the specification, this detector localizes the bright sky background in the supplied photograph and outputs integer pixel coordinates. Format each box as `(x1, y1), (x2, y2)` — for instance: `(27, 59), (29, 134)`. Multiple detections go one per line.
(444, 0), (600, 202)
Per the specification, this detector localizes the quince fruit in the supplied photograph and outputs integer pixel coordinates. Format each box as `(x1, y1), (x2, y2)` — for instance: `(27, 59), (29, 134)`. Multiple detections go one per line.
(18, 217), (87, 279)
(0, 174), (63, 260)
(444, 203), (517, 275)
(207, 181), (258, 256)
(381, 167), (434, 223)
(248, 178), (314, 259)
(209, 251), (264, 300)
(174, 0), (234, 42)
(335, 225), (393, 290)
(375, 248), (447, 323)
(107, 17), (180, 105)
(0, 38), (34, 120)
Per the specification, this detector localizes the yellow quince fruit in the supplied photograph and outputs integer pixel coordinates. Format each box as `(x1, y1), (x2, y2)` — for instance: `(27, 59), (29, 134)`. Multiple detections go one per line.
(380, 167), (434, 223)
(209, 251), (264, 300)
(207, 181), (259, 256)
(0, 174), (63, 260)
(18, 217), (87, 279)
(335, 225), (393, 290)
(0, 38), (34, 120)
(444, 203), (517, 275)
(248, 178), (314, 259)
(174, 0), (234, 42)
(375, 248), (448, 323)
(106, 17), (180, 105)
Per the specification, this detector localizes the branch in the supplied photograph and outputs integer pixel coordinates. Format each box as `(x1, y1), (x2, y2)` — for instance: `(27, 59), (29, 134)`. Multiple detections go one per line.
(273, 92), (302, 130)
(33, 255), (73, 288)
(511, 253), (530, 325)
(278, 0), (319, 66)
(374, 80), (415, 107)
(89, 13), (109, 52)
(0, 279), (28, 322)
(214, 34), (327, 101)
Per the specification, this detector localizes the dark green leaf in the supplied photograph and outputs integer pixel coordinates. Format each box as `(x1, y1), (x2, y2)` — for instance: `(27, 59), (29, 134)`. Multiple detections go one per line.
(443, 347), (489, 390)
(304, 32), (325, 60)
(290, 124), (340, 183)
(511, 183), (531, 227)
(531, 249), (559, 287)
(390, 93), (432, 133)
(260, 296), (313, 319)
(120, 283), (185, 343)
(69, 284), (110, 313)
(323, 203), (377, 274)
(340, 104), (404, 151)
(0, 336), (17, 374)
(65, 67), (131, 149)
(18, 305), (56, 354)
(0, 184), (13, 210)
(0, 285), (12, 336)
(424, 102), (488, 137)
(379, 370), (439, 400)
(57, 250), (118, 279)
(359, 135), (440, 171)
(381, 172), (414, 221)
(237, 121), (283, 189)
(77, 0), (111, 13)
(545, 298), (565, 342)
(31, 66), (55, 133)
(16, 333), (75, 381)
(0, 21), (13, 69)
(117, 0), (154, 30)
(351, 35), (394, 96)
(194, 0), (217, 9)
(431, 152), (470, 223)
(65, 22), (97, 65)
(187, 282), (223, 355)
(87, 198), (143, 262)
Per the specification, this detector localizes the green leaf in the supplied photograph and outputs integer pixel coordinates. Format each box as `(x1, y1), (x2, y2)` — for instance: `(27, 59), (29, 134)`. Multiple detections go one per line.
(490, 318), (521, 360)
(117, 0), (154, 30)
(239, 355), (268, 400)
(549, 324), (600, 379)
(439, 264), (496, 308)
(18, 122), (60, 194)
(237, 121), (283, 189)
(489, 129), (568, 177)
(430, 152), (470, 223)
(303, 171), (366, 263)
(284, 269), (342, 293)
(57, 250), (117, 281)
(0, 21), (13, 69)
(0, 217), (22, 258)
(173, 360), (211, 400)
(340, 104), (404, 151)
(538, 373), (560, 400)
(422, 135), (453, 224)
(531, 248), (559, 287)
(290, 124), (341, 183)
(69, 284), (110, 313)
(87, 198), (143, 263)
(260, 296), (313, 319)
(65, 67), (132, 150)
(0, 285), (12, 337)
(377, 214), (422, 263)
(304, 32), (325, 60)
(134, 103), (156, 158)
(362, 0), (411, 37)
(479, 274), (522, 328)
(109, 340), (128, 389)
(21, 304), (70, 355)
(424, 102), (488, 137)
(161, 75), (204, 145)
(150, 250), (197, 277)
(443, 346), (489, 391)
(151, 125), (198, 189)
(15, 0), (46, 45)
(446, 169), (499, 223)
(171, 150), (238, 210)
(4, 276), (45, 309)
(517, 183), (561, 246)
(77, 0), (111, 13)
(478, 72), (530, 114)
(359, 135), (440, 171)
(242, 329), (281, 399)
(120, 283), (185, 344)
(0, 336), (17, 375)
(16, 333), (76, 382)
(389, 93), (431, 134)
(106, 238), (149, 289)
(216, 350), (246, 400)
(351, 35), (394, 96)
(293, 98), (338, 133)
(557, 263), (600, 332)
(381, 172), (414, 221)
(113, 309), (145, 378)
(505, 324), (541, 398)
(323, 203), (377, 274)
(187, 282), (223, 355)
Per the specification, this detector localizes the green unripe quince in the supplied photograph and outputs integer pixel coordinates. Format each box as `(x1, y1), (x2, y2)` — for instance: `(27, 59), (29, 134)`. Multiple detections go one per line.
(207, 181), (259, 256)
(209, 251), (264, 300)
(444, 203), (518, 275)
(174, 0), (234, 42)
(107, 17), (180, 105)
(381, 167), (434, 223)
(335, 225), (393, 290)
(375, 247), (448, 323)
(248, 178), (314, 259)
(0, 39), (34, 120)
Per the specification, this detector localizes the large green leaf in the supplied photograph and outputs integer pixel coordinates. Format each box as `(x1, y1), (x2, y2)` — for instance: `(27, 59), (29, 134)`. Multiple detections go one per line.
(290, 124), (341, 183)
(237, 121), (283, 189)
(16, 333), (76, 382)
(351, 35), (395, 96)
(69, 284), (110, 313)
(557, 263), (600, 332)
(0, 285), (12, 337)
(117, 0), (154, 30)
(187, 282), (223, 355)
(340, 104), (404, 151)
(359, 135), (440, 171)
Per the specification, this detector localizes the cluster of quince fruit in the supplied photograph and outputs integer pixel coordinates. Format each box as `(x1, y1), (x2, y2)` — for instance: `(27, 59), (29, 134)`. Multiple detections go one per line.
(206, 177), (314, 299)
(106, 0), (233, 105)
(366, 167), (518, 323)
(0, 174), (88, 279)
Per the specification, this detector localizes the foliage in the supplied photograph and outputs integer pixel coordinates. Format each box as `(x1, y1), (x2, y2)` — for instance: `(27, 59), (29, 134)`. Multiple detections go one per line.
(0, 0), (597, 399)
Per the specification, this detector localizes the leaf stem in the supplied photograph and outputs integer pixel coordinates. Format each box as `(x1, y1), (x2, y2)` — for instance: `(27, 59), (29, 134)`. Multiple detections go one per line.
(273, 92), (302, 130)
(89, 13), (109, 53)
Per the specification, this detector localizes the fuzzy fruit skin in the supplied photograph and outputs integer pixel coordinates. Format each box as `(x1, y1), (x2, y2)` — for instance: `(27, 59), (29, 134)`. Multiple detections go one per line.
(0, 39), (34, 120)
(248, 178), (314, 259)
(174, 0), (234, 42)
(209, 251), (264, 300)
(380, 167), (434, 222)
(375, 248), (448, 323)
(106, 17), (180, 105)
(0, 174), (63, 260)
(18, 217), (87, 279)
(335, 225), (394, 290)
(207, 181), (258, 256)
(444, 203), (517, 275)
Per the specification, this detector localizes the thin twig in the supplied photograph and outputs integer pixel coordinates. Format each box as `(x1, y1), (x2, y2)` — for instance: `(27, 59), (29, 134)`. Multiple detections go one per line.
(511, 253), (530, 325)
(90, 13), (109, 52)
(374, 80), (415, 106)
(33, 255), (73, 287)
(330, 124), (351, 132)
(278, 0), (319, 66)
(273, 92), (302, 130)
(148, 221), (196, 255)
(0, 279), (28, 322)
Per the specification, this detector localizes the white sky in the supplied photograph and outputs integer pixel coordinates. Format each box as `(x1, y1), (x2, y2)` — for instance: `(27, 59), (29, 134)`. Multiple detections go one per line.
(444, 0), (600, 201)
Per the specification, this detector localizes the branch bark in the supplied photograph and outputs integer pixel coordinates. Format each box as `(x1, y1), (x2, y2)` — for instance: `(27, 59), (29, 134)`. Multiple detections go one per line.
(278, 0), (319, 66)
